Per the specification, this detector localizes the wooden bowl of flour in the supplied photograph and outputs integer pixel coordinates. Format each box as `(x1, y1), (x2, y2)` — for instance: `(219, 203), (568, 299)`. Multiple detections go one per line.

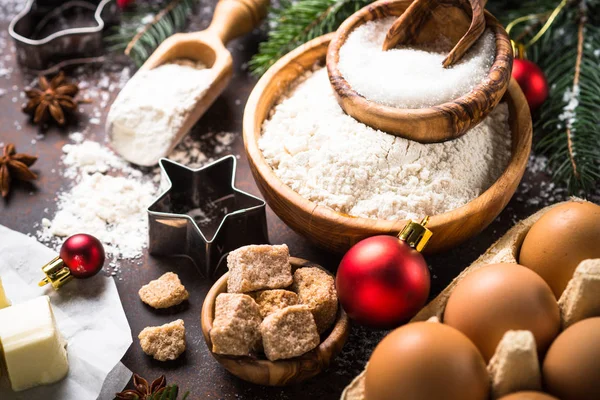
(243, 32), (532, 254)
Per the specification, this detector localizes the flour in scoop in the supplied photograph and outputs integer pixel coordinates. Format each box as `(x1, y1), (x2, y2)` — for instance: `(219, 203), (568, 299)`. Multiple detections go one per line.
(107, 60), (212, 166)
(259, 68), (512, 221)
(338, 17), (496, 108)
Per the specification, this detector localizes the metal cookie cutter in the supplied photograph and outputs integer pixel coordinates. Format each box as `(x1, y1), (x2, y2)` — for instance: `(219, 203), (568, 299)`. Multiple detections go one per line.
(9, 0), (118, 70)
(148, 155), (269, 277)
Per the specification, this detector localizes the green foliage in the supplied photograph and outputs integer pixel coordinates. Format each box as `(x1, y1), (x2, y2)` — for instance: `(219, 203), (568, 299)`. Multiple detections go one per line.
(487, 0), (558, 25)
(105, 0), (196, 66)
(248, 0), (372, 76)
(531, 2), (600, 193)
(152, 384), (189, 399)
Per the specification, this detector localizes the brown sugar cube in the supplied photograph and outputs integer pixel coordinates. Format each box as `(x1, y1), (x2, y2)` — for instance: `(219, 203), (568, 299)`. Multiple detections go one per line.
(210, 293), (262, 356)
(292, 267), (338, 333)
(260, 305), (320, 361)
(138, 272), (189, 309)
(227, 244), (292, 293)
(253, 290), (299, 318)
(138, 319), (186, 361)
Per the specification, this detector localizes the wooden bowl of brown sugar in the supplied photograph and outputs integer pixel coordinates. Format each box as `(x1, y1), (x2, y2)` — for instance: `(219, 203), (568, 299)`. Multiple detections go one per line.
(201, 257), (350, 386)
(243, 29), (532, 255)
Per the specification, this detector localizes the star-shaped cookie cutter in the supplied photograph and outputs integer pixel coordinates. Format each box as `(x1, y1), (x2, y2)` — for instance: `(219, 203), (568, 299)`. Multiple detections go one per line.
(147, 155), (269, 277)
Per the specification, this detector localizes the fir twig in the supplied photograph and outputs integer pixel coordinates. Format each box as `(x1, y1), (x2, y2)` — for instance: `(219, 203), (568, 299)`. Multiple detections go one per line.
(248, 0), (372, 76)
(125, 0), (183, 57)
(528, 0), (600, 193)
(565, 18), (585, 180)
(105, 0), (196, 66)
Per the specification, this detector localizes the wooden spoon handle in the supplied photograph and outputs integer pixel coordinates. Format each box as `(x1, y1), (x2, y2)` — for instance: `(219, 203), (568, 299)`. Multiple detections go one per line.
(442, 0), (485, 67)
(382, 0), (486, 68)
(207, 0), (269, 45)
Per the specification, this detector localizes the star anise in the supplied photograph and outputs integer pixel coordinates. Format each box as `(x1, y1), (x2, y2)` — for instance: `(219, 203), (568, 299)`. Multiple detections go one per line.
(22, 71), (79, 125)
(0, 143), (38, 198)
(115, 374), (167, 400)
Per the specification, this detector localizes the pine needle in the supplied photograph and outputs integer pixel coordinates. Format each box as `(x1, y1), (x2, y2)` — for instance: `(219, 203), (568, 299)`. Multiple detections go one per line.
(248, 0), (372, 76)
(104, 0), (196, 66)
(526, 0), (600, 194)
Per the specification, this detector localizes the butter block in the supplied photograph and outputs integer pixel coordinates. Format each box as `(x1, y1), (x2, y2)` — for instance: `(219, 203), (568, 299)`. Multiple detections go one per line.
(0, 296), (69, 391)
(0, 277), (10, 309)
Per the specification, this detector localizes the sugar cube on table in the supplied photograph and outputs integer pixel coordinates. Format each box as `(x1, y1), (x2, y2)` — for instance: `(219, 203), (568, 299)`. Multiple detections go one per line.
(138, 319), (186, 361)
(138, 272), (189, 309)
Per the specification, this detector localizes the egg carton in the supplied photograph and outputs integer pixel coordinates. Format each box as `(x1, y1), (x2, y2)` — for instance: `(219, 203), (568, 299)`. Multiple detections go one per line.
(342, 200), (600, 400)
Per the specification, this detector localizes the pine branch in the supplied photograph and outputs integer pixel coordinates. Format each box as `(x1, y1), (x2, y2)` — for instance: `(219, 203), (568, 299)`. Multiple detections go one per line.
(105, 0), (196, 66)
(525, 0), (600, 194)
(249, 0), (372, 76)
(488, 0), (558, 25)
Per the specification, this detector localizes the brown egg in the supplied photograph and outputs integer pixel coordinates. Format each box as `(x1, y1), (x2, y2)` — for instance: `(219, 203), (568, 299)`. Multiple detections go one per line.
(443, 263), (560, 361)
(365, 322), (489, 400)
(543, 317), (600, 400)
(499, 392), (558, 400)
(519, 201), (600, 298)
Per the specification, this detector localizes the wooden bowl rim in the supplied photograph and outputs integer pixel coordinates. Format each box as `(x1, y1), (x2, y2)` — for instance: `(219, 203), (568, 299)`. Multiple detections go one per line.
(325, 0), (513, 140)
(243, 32), (532, 237)
(201, 257), (350, 371)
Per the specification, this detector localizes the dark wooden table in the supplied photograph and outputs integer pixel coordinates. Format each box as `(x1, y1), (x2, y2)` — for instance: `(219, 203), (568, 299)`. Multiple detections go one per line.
(0, 2), (597, 399)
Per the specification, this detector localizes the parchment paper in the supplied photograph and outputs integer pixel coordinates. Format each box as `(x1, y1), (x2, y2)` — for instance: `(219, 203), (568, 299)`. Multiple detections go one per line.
(0, 225), (133, 399)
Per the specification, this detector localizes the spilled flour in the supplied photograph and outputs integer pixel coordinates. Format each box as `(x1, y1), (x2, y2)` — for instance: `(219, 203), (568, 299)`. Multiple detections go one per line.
(41, 172), (156, 259)
(259, 68), (512, 221)
(36, 131), (236, 260)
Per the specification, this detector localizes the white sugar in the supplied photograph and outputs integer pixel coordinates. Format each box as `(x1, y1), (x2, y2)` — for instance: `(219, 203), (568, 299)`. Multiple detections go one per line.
(107, 60), (213, 166)
(338, 17), (496, 108)
(259, 68), (512, 221)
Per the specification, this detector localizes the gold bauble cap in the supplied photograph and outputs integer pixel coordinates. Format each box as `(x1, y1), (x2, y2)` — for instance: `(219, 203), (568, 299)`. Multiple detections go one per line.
(398, 216), (433, 252)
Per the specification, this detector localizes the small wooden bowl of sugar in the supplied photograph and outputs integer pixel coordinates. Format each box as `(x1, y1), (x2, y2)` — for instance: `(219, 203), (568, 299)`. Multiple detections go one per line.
(201, 257), (350, 386)
(243, 27), (532, 254)
(326, 0), (513, 143)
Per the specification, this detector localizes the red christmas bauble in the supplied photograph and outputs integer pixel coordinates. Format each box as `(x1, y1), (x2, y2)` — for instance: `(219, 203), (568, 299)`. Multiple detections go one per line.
(336, 235), (430, 329)
(512, 58), (549, 110)
(60, 234), (105, 279)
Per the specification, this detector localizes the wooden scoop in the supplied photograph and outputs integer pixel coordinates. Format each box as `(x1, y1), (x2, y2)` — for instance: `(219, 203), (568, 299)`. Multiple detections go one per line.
(326, 0), (512, 143)
(108, 0), (269, 166)
(383, 0), (486, 68)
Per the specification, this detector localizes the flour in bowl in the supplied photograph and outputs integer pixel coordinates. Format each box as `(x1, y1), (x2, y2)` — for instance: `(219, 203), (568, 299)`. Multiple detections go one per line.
(259, 68), (512, 221)
(107, 60), (212, 166)
(337, 17), (496, 108)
